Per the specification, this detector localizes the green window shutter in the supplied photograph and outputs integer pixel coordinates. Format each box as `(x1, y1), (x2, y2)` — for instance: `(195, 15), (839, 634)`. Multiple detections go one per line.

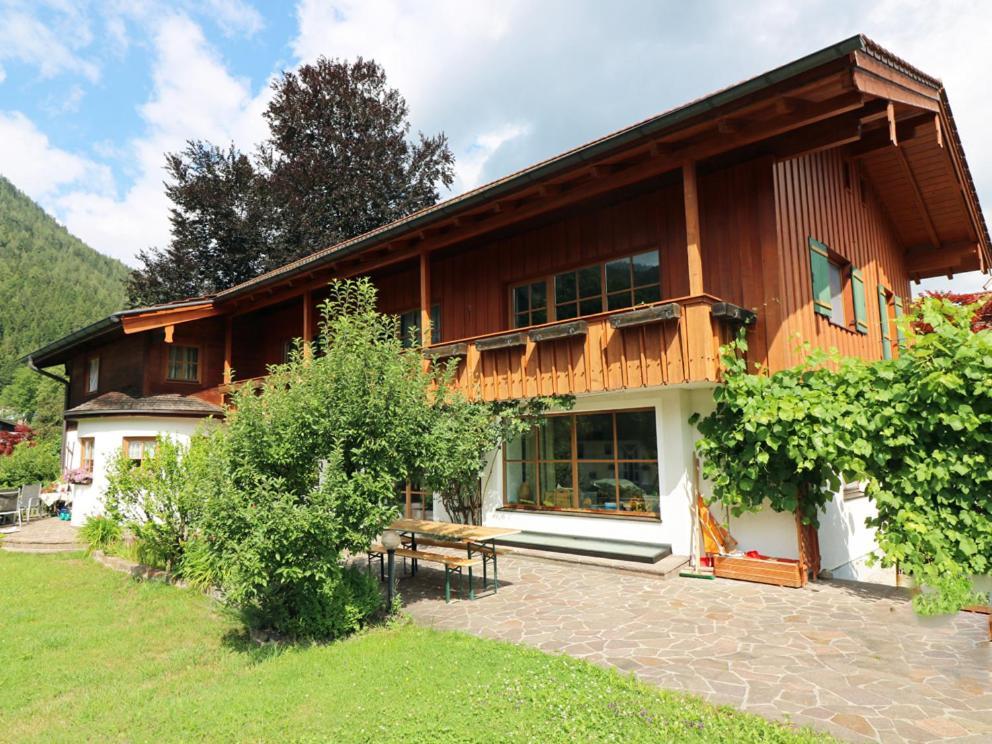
(851, 267), (868, 334)
(878, 284), (892, 360)
(809, 238), (832, 318)
(893, 295), (906, 348)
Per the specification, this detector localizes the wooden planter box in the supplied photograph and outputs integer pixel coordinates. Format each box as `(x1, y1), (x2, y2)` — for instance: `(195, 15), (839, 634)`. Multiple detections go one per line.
(713, 555), (807, 588)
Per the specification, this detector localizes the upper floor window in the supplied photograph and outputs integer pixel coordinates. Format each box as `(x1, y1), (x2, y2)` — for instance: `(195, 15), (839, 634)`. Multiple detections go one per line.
(167, 345), (199, 382)
(399, 305), (441, 347)
(79, 437), (95, 473)
(85, 356), (100, 393)
(808, 237), (868, 334)
(512, 250), (661, 329)
(123, 437), (156, 467)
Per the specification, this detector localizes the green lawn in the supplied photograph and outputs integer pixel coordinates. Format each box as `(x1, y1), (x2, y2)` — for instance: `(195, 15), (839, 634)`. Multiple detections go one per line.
(0, 551), (832, 743)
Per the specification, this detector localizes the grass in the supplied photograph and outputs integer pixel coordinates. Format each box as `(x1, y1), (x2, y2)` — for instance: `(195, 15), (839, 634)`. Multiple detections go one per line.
(0, 552), (833, 743)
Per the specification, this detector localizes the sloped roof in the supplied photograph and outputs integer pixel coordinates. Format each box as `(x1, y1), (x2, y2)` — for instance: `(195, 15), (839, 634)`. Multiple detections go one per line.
(64, 393), (224, 419)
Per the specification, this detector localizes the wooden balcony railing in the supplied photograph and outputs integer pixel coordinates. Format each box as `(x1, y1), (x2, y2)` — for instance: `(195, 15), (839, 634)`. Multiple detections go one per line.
(424, 295), (750, 402)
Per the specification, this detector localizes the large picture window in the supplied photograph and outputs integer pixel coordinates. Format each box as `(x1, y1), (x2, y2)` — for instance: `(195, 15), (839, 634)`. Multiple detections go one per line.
(512, 250), (661, 329)
(503, 409), (660, 518)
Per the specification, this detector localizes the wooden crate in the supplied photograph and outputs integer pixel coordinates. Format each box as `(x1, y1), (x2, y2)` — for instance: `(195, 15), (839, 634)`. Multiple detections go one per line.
(713, 555), (806, 588)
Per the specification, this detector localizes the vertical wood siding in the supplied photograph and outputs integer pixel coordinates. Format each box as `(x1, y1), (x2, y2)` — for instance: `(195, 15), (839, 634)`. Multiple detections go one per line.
(773, 150), (911, 366)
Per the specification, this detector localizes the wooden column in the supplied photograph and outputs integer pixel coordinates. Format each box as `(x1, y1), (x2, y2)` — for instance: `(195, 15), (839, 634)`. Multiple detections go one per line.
(419, 250), (431, 347)
(683, 160), (704, 297)
(682, 160), (713, 379)
(302, 288), (313, 359)
(223, 316), (233, 384)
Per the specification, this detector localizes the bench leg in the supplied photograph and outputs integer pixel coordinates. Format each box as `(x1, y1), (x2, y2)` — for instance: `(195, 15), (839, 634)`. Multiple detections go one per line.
(493, 550), (499, 592)
(468, 566), (475, 600)
(482, 554), (488, 590)
(444, 565), (451, 603)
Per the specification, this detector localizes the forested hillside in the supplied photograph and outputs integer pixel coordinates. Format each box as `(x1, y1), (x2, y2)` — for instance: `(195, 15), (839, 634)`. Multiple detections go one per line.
(0, 176), (128, 428)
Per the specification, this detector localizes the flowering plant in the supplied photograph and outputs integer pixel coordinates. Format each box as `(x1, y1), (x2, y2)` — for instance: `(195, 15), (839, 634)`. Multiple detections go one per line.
(0, 422), (33, 456)
(63, 467), (93, 485)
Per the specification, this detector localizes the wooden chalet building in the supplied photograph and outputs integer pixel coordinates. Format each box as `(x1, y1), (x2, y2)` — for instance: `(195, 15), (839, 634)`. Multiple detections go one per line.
(28, 37), (989, 579)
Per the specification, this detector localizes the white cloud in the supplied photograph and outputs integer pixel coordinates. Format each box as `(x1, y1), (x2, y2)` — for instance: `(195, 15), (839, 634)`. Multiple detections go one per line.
(201, 0), (265, 38)
(0, 111), (113, 203)
(0, 64), (6, 83)
(455, 123), (531, 192)
(53, 13), (273, 263)
(0, 5), (99, 81)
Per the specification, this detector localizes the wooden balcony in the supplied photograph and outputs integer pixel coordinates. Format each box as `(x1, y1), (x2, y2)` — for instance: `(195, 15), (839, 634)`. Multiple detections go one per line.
(426, 295), (747, 402)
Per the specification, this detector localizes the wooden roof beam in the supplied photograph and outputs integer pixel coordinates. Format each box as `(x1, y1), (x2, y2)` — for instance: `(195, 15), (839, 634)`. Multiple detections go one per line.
(896, 146), (941, 250)
(847, 112), (937, 157)
(905, 241), (981, 276)
(121, 304), (220, 334)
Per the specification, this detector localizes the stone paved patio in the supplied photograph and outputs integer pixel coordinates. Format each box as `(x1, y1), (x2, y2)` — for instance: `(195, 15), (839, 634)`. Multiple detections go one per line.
(397, 554), (990, 743)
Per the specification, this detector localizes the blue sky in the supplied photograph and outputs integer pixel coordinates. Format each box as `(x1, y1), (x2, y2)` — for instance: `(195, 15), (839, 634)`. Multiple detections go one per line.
(0, 0), (989, 294)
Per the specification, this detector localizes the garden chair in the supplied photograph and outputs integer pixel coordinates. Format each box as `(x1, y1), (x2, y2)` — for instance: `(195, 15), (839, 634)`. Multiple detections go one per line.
(18, 483), (42, 523)
(0, 489), (21, 528)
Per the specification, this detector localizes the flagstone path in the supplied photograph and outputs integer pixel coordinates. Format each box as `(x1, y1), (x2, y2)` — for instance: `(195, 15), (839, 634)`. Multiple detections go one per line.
(398, 554), (990, 742)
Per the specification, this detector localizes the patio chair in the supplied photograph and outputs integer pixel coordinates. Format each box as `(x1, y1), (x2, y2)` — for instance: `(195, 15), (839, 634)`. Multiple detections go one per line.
(0, 489), (21, 528)
(18, 483), (42, 523)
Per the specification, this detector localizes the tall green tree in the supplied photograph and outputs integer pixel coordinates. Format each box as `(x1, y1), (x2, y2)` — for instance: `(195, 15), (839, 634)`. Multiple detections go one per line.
(129, 57), (455, 306)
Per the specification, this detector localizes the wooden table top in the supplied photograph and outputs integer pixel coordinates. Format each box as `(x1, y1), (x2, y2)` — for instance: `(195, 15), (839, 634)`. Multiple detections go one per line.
(389, 518), (520, 541)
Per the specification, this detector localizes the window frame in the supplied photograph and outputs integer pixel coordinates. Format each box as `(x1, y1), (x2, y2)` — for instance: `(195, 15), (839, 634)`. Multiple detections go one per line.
(79, 437), (95, 473)
(85, 355), (100, 394)
(122, 437), (157, 467)
(398, 304), (442, 347)
(809, 238), (861, 334)
(165, 344), (201, 383)
(502, 408), (660, 520)
(509, 249), (662, 329)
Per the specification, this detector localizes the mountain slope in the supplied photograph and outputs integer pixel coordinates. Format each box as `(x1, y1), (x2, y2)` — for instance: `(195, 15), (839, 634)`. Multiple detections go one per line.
(0, 175), (128, 421)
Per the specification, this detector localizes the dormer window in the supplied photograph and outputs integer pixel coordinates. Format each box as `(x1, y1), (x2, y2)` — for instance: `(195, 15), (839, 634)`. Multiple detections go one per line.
(85, 356), (100, 393)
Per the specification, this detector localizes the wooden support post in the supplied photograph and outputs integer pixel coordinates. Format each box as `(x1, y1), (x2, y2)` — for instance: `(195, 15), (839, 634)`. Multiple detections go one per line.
(886, 101), (898, 146)
(682, 161), (704, 296)
(419, 250), (431, 347)
(163, 324), (175, 344)
(223, 316), (233, 384)
(302, 288), (313, 359)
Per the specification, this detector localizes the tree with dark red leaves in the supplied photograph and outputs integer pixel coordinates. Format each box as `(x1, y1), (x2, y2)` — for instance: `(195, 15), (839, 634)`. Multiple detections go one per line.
(0, 422), (33, 457)
(128, 57), (454, 307)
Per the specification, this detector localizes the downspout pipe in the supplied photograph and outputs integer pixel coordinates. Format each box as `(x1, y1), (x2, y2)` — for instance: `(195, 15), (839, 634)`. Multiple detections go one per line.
(26, 357), (71, 474)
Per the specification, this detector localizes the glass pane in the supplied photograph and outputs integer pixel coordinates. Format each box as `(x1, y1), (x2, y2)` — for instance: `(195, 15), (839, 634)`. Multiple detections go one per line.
(531, 307), (547, 325)
(634, 285), (661, 305)
(514, 312), (529, 329)
(580, 297), (603, 316)
(506, 425), (538, 461)
(430, 305), (442, 343)
(607, 291), (631, 311)
(556, 302), (578, 320)
(829, 263), (845, 325)
(605, 258), (631, 292)
(632, 251), (660, 287)
(513, 285), (530, 312)
(577, 462), (617, 511)
(539, 462), (574, 508)
(540, 416), (572, 461)
(617, 462), (659, 514)
(616, 410), (658, 459)
(576, 413), (613, 460)
(555, 272), (576, 303)
(505, 461), (538, 506)
(127, 441), (143, 459)
(578, 265), (602, 298)
(530, 281), (547, 309)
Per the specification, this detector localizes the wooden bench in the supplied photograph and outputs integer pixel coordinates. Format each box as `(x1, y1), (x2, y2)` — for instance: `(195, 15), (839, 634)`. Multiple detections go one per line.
(963, 604), (991, 642)
(401, 536), (510, 593)
(368, 545), (481, 603)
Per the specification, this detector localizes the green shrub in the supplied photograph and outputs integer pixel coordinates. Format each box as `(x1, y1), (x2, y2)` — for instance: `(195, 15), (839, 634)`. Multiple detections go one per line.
(0, 434), (60, 488)
(104, 430), (219, 572)
(79, 516), (122, 554)
(176, 537), (220, 591)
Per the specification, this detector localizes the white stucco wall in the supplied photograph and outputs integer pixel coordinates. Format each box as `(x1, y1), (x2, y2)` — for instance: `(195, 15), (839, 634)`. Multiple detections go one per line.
(64, 416), (205, 526)
(442, 386), (706, 555)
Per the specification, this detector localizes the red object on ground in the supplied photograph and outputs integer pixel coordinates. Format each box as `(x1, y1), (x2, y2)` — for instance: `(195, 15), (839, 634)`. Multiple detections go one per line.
(699, 555), (713, 567)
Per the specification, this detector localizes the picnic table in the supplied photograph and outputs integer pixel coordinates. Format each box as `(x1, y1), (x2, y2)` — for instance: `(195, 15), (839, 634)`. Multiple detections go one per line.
(372, 519), (520, 602)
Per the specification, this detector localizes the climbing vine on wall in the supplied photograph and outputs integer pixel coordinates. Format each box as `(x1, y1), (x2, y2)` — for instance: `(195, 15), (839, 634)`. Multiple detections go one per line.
(692, 297), (992, 614)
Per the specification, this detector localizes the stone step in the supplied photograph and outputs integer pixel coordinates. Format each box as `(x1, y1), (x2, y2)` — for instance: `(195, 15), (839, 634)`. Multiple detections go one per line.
(2, 542), (82, 553)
